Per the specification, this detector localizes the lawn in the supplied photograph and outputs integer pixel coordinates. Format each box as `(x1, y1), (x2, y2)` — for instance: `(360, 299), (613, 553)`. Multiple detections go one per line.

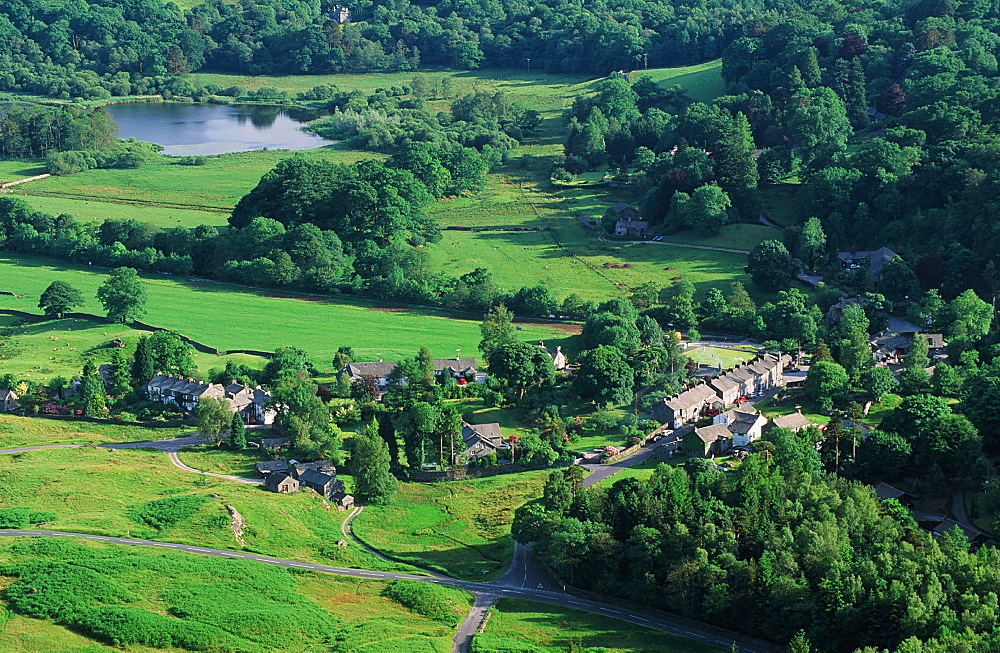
(685, 345), (757, 370)
(8, 145), (376, 218)
(351, 471), (548, 580)
(175, 444), (269, 479)
(0, 414), (189, 449)
(0, 254), (570, 371)
(0, 159), (47, 182)
(0, 313), (268, 384)
(0, 537), (460, 653)
(473, 598), (723, 652)
(10, 193), (227, 229)
(661, 223), (781, 251)
(0, 445), (407, 573)
(643, 59), (725, 103)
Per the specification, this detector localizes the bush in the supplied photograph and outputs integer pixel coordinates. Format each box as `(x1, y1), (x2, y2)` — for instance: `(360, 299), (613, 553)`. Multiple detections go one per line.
(132, 496), (208, 530)
(5, 562), (134, 618)
(0, 507), (56, 528)
(382, 580), (469, 625)
(69, 606), (258, 652)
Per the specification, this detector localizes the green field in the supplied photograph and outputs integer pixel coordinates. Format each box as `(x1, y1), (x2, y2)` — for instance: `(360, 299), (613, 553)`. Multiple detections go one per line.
(0, 314), (268, 384)
(0, 159), (47, 182)
(685, 345), (757, 370)
(0, 537), (460, 652)
(5, 146), (374, 217)
(0, 445), (409, 572)
(473, 598), (723, 652)
(643, 59), (726, 103)
(1, 254), (569, 372)
(0, 413), (189, 449)
(352, 471), (547, 580)
(12, 193), (226, 228)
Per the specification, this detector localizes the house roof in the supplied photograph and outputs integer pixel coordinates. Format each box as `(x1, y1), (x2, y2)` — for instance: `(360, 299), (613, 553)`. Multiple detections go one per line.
(611, 202), (639, 219)
(255, 460), (290, 474)
(771, 412), (814, 431)
(873, 482), (907, 502)
(664, 383), (719, 412)
(345, 361), (398, 379)
(265, 472), (298, 491)
(932, 518), (983, 543)
(462, 422), (503, 449)
(260, 437), (291, 449)
(708, 375), (740, 393)
(433, 358), (478, 373)
(837, 248), (898, 278)
(292, 460), (337, 477)
(0, 389), (16, 401)
(298, 470), (337, 488)
(694, 423), (732, 443)
(924, 333), (947, 349)
(727, 409), (764, 435)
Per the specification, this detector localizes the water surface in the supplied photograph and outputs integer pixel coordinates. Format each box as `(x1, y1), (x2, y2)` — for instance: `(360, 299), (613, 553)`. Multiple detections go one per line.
(104, 103), (332, 155)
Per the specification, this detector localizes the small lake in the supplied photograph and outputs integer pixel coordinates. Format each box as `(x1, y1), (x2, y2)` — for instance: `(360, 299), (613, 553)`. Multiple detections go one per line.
(103, 103), (333, 156)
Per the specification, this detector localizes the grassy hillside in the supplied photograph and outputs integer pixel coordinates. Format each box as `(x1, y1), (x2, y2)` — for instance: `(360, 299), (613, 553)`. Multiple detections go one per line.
(0, 445), (401, 571)
(473, 598), (723, 652)
(352, 472), (548, 580)
(0, 413), (189, 449)
(0, 537), (460, 652)
(0, 255), (569, 372)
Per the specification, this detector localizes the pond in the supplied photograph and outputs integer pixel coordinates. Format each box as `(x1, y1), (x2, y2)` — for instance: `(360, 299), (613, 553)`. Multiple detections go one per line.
(103, 102), (333, 156)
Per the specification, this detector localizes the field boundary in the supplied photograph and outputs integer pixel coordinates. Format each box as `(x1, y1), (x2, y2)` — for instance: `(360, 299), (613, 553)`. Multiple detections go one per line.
(11, 189), (233, 213)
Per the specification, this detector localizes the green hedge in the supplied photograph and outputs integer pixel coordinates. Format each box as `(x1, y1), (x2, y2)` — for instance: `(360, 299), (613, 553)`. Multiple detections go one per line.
(382, 580), (470, 626)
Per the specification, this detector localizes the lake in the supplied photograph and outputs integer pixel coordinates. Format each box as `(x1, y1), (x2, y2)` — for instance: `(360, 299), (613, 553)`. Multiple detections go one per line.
(103, 102), (333, 156)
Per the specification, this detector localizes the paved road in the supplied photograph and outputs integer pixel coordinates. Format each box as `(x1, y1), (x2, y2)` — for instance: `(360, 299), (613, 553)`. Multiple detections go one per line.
(167, 450), (263, 485)
(453, 592), (497, 653)
(0, 529), (767, 652)
(100, 434), (207, 452)
(580, 439), (675, 489)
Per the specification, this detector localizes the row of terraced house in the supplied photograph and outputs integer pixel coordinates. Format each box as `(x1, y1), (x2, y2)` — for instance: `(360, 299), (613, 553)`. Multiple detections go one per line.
(652, 353), (791, 429)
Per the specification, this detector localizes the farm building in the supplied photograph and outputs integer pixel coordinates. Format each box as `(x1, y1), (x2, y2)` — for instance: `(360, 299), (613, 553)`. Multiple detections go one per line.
(145, 374), (276, 425)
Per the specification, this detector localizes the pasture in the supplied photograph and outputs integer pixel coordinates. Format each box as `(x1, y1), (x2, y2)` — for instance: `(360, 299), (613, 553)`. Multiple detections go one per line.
(473, 598), (723, 652)
(0, 445), (408, 573)
(11, 193), (227, 229)
(0, 314), (268, 383)
(0, 537), (460, 652)
(0, 254), (570, 371)
(351, 471), (548, 580)
(0, 413), (189, 449)
(684, 345), (757, 369)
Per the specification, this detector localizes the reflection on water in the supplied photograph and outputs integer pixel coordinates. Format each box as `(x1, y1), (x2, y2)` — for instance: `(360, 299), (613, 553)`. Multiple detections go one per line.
(103, 102), (331, 156)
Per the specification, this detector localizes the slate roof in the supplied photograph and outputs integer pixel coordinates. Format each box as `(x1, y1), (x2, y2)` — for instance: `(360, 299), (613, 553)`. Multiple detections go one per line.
(461, 421), (506, 457)
(345, 361), (398, 379)
(727, 408), (763, 435)
(255, 460), (290, 476)
(873, 483), (907, 502)
(837, 247), (898, 278)
(611, 202), (640, 220)
(265, 472), (298, 492)
(771, 412), (814, 431)
(694, 423), (733, 443)
(664, 383), (718, 411)
(291, 460), (337, 478)
(260, 437), (291, 449)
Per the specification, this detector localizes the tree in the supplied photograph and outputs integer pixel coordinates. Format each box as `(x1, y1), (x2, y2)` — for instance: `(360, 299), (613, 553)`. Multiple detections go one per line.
(949, 289), (993, 340)
(132, 335), (155, 386)
(38, 281), (84, 318)
(878, 257), (919, 302)
(145, 331), (196, 377)
(574, 346), (634, 405)
(746, 240), (797, 289)
(860, 366), (898, 401)
(106, 348), (131, 397)
(224, 413), (245, 451)
(806, 360), (849, 401)
(855, 429), (911, 482)
(352, 419), (398, 504)
(487, 341), (556, 401)
(96, 267), (147, 323)
(195, 397), (232, 445)
(333, 346), (354, 372)
(713, 112), (758, 210)
(797, 217), (826, 270)
(904, 335), (930, 371)
(479, 305), (517, 358)
(684, 184), (732, 236)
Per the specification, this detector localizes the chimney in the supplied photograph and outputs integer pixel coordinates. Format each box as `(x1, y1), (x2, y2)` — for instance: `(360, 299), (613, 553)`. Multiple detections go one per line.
(556, 346), (561, 352)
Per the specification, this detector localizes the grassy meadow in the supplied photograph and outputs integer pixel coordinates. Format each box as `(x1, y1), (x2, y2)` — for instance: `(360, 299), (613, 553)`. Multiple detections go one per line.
(0, 414), (189, 449)
(473, 598), (723, 652)
(351, 471), (548, 580)
(0, 445), (409, 573)
(0, 254), (570, 373)
(685, 345), (758, 369)
(0, 537), (461, 653)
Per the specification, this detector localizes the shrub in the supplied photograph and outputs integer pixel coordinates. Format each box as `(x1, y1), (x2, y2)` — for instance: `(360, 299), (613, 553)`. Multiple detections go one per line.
(0, 507), (56, 528)
(5, 562), (133, 618)
(132, 496), (208, 530)
(382, 580), (469, 625)
(69, 606), (259, 652)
